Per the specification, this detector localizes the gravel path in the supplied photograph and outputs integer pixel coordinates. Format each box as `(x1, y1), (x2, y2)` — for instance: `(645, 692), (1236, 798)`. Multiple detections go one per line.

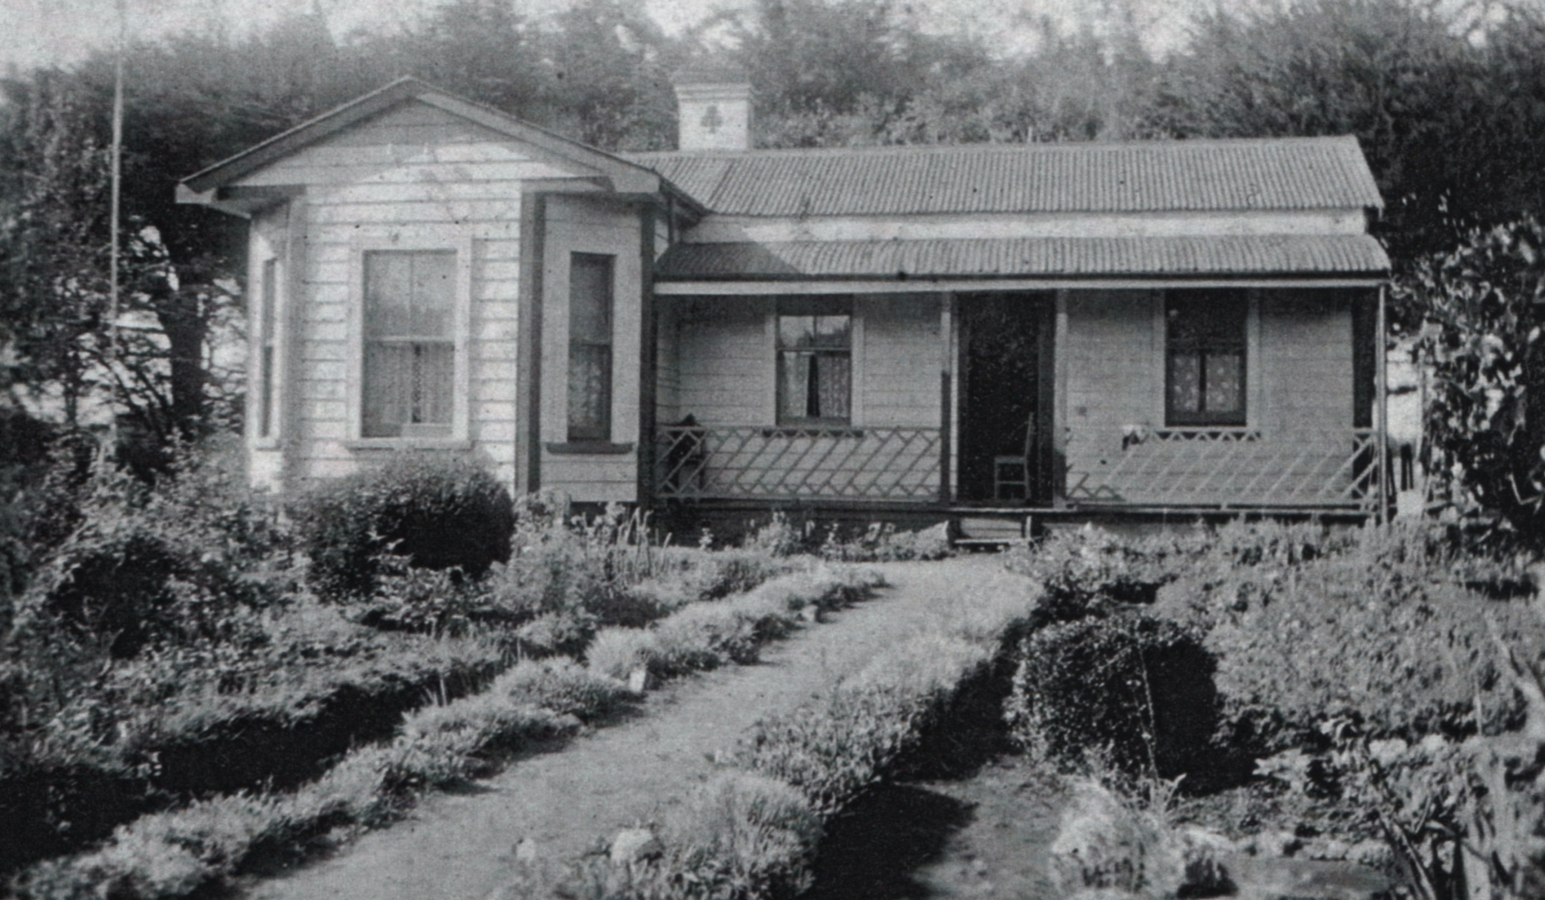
(243, 555), (1020, 900)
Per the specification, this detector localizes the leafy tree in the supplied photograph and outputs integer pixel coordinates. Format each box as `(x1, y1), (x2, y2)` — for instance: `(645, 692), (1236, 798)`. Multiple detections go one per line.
(0, 66), (246, 450)
(879, 24), (1161, 145)
(376, 0), (543, 117)
(722, 0), (989, 147)
(0, 70), (111, 426)
(0, 11), (367, 448)
(1399, 218), (1545, 534)
(533, 0), (679, 150)
(1151, 0), (1544, 265)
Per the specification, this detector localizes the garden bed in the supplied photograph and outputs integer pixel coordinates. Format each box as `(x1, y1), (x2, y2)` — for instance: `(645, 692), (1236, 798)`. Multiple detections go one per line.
(11, 563), (883, 900)
(522, 521), (1544, 900)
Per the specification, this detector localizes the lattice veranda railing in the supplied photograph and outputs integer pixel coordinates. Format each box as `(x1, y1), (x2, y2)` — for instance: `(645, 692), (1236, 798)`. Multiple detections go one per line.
(1065, 427), (1380, 510)
(654, 425), (942, 501)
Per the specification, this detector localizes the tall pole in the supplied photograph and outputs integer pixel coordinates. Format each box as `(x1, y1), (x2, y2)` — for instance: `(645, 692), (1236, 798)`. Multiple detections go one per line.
(107, 0), (125, 449)
(1376, 284), (1390, 525)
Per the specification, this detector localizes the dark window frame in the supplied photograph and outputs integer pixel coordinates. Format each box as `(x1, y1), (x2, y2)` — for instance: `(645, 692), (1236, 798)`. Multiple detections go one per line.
(567, 252), (615, 443)
(775, 297), (853, 427)
(1165, 290), (1248, 427)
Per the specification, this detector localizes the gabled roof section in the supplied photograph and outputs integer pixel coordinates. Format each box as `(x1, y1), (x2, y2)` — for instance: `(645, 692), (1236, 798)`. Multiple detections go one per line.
(181, 77), (697, 207)
(626, 136), (1383, 217)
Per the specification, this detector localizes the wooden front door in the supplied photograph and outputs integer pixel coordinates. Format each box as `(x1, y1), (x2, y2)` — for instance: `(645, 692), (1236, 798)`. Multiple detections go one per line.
(957, 293), (1052, 504)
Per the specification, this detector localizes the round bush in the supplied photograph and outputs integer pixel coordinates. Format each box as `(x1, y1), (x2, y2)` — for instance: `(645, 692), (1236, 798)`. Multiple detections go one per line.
(292, 454), (515, 599)
(1006, 613), (1217, 779)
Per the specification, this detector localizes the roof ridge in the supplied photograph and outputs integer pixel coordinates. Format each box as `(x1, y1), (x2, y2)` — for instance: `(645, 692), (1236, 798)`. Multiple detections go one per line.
(624, 134), (1362, 161)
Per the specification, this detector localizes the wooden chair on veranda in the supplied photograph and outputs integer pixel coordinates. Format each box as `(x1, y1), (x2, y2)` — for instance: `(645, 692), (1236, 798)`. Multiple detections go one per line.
(992, 414), (1036, 503)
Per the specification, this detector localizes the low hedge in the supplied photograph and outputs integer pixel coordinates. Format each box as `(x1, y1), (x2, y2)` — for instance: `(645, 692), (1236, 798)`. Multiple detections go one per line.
(0, 622), (505, 876)
(13, 566), (880, 900)
(585, 566), (881, 681)
(12, 660), (615, 900)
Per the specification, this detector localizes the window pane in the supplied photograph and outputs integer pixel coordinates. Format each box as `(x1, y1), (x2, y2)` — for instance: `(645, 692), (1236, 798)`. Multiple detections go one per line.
(1168, 293), (1245, 347)
(778, 314), (849, 350)
(260, 346), (275, 438)
(778, 315), (816, 350)
(779, 350), (812, 420)
(363, 342), (413, 437)
(260, 258), (277, 339)
(777, 310), (851, 423)
(363, 341), (452, 437)
(568, 344), (610, 438)
(1169, 351), (1201, 414)
(812, 315), (850, 347)
(814, 354), (850, 418)
(1206, 352), (1243, 414)
(1167, 290), (1246, 425)
(570, 256), (612, 343)
(364, 252), (413, 337)
(567, 254), (613, 441)
(259, 258), (278, 438)
(415, 343), (454, 428)
(365, 251), (453, 338)
(409, 252), (455, 337)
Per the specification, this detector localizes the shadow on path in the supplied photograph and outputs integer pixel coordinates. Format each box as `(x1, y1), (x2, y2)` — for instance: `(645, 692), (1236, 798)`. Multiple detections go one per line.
(808, 653), (1021, 899)
(806, 785), (974, 900)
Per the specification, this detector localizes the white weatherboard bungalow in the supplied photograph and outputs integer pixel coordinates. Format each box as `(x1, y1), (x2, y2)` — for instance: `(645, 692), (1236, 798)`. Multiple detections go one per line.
(179, 76), (1391, 537)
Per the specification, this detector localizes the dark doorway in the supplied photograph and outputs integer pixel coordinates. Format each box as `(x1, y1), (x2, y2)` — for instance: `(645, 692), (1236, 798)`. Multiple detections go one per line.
(958, 293), (1051, 504)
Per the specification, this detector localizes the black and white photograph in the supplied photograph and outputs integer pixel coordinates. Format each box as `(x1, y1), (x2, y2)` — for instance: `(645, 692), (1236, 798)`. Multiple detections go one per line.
(0, 0), (1542, 897)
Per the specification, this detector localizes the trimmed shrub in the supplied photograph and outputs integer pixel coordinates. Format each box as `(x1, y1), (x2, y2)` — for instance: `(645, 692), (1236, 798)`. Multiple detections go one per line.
(1005, 613), (1218, 779)
(652, 602), (762, 671)
(395, 698), (580, 785)
(585, 566), (881, 682)
(494, 659), (631, 722)
(661, 773), (823, 900)
(292, 454), (514, 600)
(585, 628), (662, 682)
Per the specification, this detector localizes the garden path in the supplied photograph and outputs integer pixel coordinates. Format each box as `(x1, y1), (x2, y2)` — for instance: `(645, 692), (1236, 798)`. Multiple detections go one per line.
(243, 554), (1018, 900)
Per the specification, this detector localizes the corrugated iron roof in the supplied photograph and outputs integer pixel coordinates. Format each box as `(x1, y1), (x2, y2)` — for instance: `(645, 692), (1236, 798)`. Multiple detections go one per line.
(655, 235), (1390, 280)
(628, 137), (1382, 216)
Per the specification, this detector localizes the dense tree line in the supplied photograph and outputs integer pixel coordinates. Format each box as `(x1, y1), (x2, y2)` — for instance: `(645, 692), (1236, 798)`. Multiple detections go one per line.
(1, 0), (1544, 451)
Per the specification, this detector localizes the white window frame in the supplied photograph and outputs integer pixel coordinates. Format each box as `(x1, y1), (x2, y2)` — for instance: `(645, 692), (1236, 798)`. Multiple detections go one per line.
(764, 296), (865, 428)
(345, 232), (474, 447)
(248, 236), (284, 450)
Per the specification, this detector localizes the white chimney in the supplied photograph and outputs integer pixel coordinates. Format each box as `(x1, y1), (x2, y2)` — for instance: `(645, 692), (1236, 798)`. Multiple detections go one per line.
(673, 63), (752, 152)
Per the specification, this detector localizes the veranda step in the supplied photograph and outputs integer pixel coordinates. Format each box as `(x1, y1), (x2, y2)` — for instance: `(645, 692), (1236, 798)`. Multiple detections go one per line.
(955, 515), (1030, 544)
